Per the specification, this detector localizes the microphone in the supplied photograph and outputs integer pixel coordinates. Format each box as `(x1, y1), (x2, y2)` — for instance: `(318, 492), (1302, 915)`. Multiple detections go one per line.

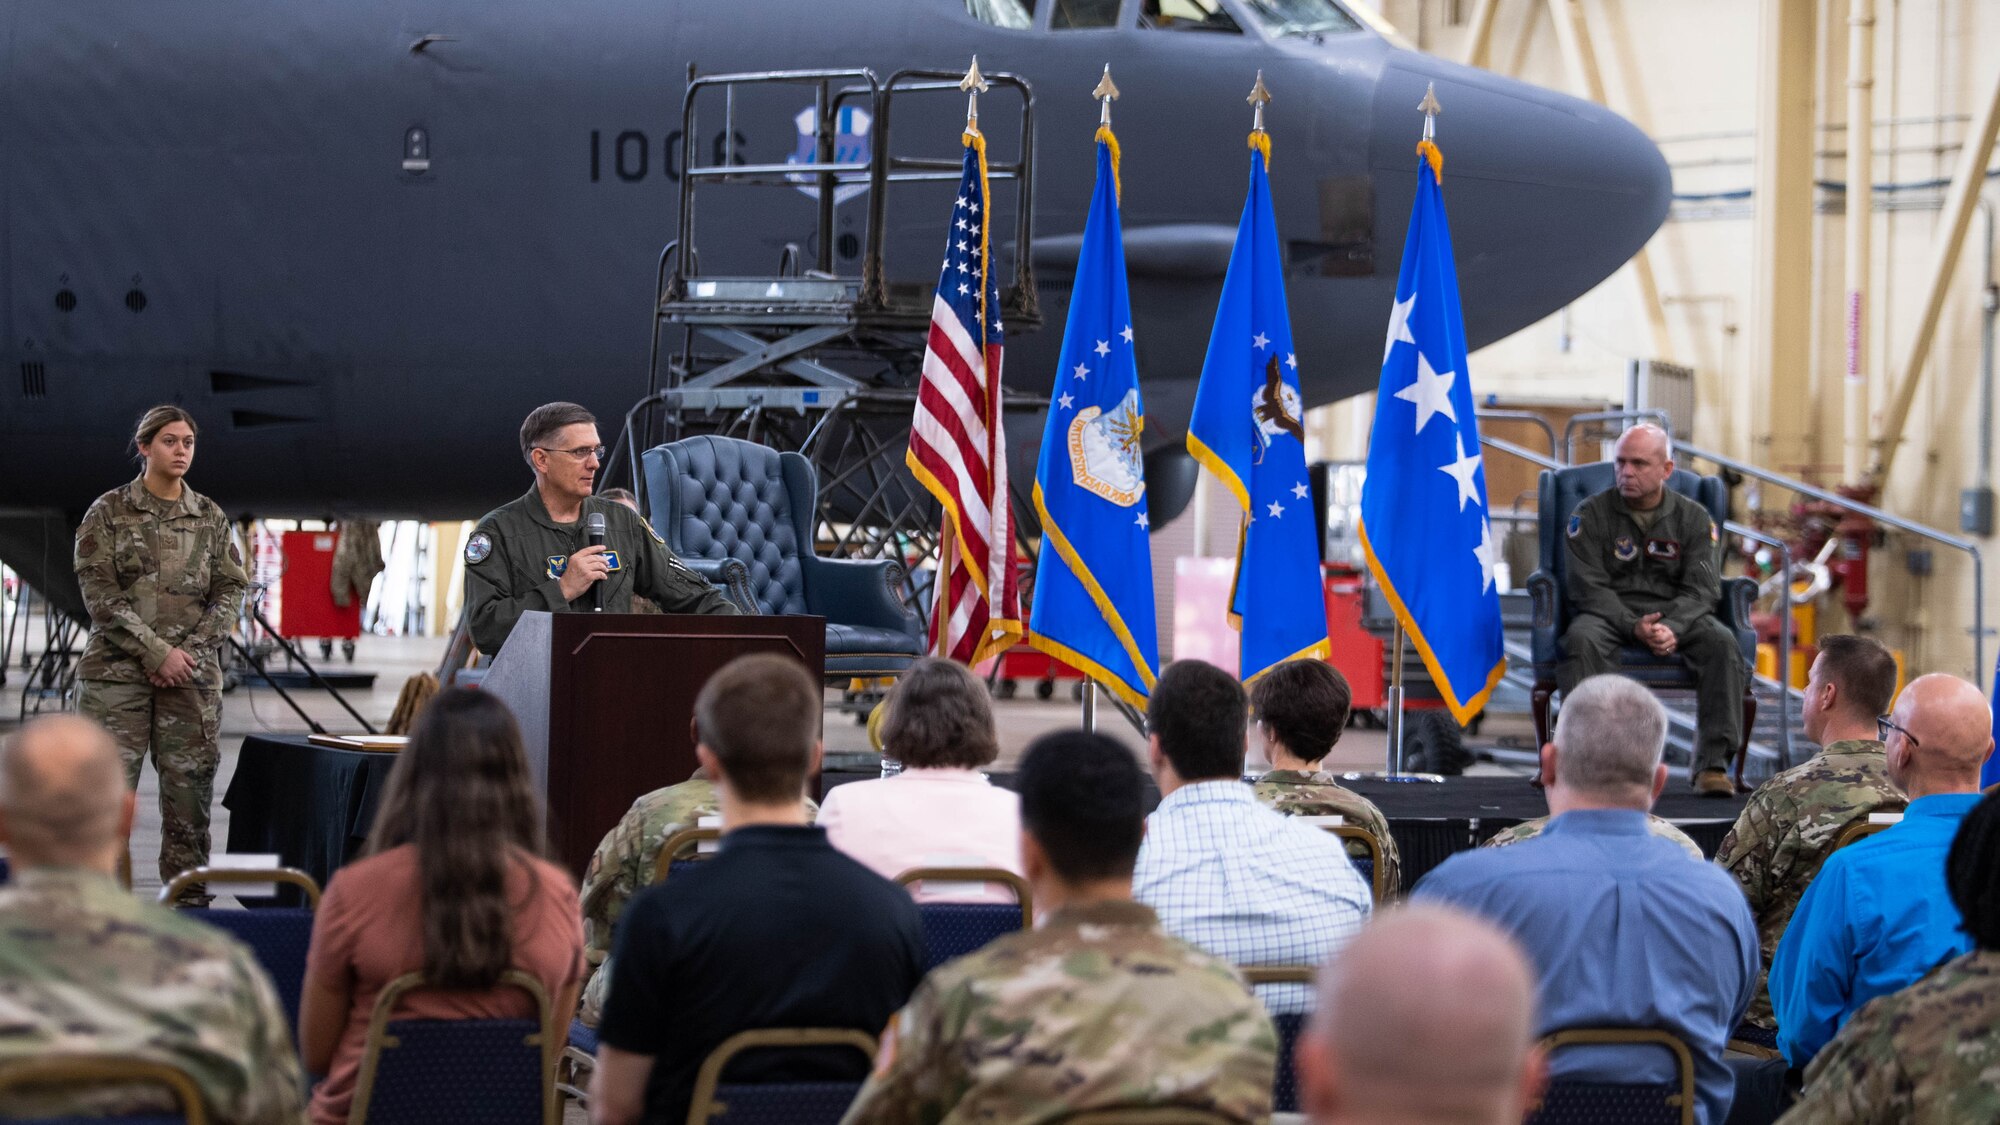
(585, 511), (607, 611)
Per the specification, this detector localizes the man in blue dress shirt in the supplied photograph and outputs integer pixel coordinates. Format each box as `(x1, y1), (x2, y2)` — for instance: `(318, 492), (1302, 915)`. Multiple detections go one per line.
(1414, 674), (1757, 1125)
(1768, 671), (1991, 1068)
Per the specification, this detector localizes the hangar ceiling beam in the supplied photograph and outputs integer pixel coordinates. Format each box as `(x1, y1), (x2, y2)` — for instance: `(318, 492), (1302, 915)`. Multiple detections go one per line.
(1749, 0), (1817, 469)
(1463, 0), (1500, 68)
(1842, 0), (1876, 482)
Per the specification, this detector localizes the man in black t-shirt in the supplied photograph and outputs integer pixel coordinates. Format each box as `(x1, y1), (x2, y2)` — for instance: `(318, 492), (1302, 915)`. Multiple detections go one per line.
(590, 653), (927, 1125)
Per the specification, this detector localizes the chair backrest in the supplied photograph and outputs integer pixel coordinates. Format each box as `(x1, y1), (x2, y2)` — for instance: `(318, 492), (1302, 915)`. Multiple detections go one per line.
(1319, 825), (1387, 903)
(1831, 819), (1894, 853)
(654, 827), (724, 883)
(1238, 966), (1313, 1115)
(159, 865), (323, 907)
(0, 1055), (208, 1124)
(1526, 1027), (1696, 1125)
(895, 867), (1033, 971)
(349, 970), (557, 1125)
(1537, 464), (1726, 634)
(645, 435), (816, 615)
(158, 867), (323, 1036)
(1055, 1107), (1248, 1123)
(685, 1027), (878, 1125)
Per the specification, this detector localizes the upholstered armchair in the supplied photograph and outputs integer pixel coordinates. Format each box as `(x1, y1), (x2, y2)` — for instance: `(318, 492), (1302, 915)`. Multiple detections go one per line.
(642, 435), (926, 678)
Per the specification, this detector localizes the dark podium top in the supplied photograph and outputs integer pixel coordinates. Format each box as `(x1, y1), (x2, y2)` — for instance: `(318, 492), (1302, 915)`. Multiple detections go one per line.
(481, 610), (825, 877)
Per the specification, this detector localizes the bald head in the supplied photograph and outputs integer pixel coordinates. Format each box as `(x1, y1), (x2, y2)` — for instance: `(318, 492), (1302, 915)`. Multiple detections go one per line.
(1887, 673), (1994, 797)
(1613, 424), (1675, 508)
(0, 715), (133, 870)
(1299, 905), (1545, 1125)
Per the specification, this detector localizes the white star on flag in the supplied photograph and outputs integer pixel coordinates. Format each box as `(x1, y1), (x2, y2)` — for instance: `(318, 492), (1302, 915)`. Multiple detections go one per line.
(1252, 331), (1270, 350)
(955, 195), (967, 209)
(1094, 340), (1110, 356)
(1057, 392), (1074, 410)
(956, 241), (968, 253)
(1285, 353), (1298, 369)
(956, 217), (968, 230)
(1473, 519), (1496, 593)
(1394, 350), (1458, 434)
(1267, 500), (1285, 518)
(1383, 291), (1416, 364)
(1120, 324), (1134, 343)
(957, 283), (969, 295)
(1438, 431), (1485, 511)
(1072, 362), (1090, 380)
(1135, 511), (1149, 528)
(957, 262), (969, 274)
(1291, 481), (1309, 500)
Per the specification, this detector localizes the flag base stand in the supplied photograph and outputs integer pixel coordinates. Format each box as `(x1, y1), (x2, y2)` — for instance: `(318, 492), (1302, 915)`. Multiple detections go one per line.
(1081, 680), (1098, 733)
(1347, 621), (1444, 783)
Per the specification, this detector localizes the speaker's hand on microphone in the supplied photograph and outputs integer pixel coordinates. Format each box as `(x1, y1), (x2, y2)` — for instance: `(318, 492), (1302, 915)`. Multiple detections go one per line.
(559, 544), (611, 602)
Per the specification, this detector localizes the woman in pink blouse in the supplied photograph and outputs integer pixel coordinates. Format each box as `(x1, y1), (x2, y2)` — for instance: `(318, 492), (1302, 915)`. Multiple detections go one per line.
(298, 688), (584, 1125)
(819, 658), (1023, 903)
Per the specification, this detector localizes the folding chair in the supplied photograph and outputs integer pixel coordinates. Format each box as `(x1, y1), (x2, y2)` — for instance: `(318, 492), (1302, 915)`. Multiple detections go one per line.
(1055, 1108), (1247, 1123)
(1239, 965), (1314, 1115)
(1831, 818), (1894, 853)
(894, 867), (1034, 971)
(1525, 1027), (1697, 1125)
(348, 969), (559, 1125)
(683, 1027), (878, 1125)
(0, 1055), (209, 1124)
(159, 866), (321, 1035)
(1313, 825), (1387, 903)
(653, 826), (724, 883)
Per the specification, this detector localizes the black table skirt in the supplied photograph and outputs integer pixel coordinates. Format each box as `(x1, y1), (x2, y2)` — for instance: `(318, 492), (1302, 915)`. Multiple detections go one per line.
(222, 734), (398, 904)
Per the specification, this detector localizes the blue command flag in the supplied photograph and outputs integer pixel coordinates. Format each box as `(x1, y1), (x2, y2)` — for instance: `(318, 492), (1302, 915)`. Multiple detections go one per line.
(1359, 141), (1506, 725)
(1985, 653), (2000, 788)
(1028, 133), (1159, 706)
(1186, 138), (1330, 681)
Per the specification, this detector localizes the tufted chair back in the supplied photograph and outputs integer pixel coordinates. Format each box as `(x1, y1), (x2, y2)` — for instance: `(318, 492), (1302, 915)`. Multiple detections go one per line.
(644, 436), (814, 616)
(1535, 463), (1728, 651)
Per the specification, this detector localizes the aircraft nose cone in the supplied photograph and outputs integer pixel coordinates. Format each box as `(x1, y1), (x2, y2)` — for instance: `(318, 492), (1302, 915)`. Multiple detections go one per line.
(1366, 50), (1672, 354)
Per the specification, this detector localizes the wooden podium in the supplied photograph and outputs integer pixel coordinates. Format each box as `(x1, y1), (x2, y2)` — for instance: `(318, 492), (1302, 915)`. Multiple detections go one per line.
(480, 611), (825, 876)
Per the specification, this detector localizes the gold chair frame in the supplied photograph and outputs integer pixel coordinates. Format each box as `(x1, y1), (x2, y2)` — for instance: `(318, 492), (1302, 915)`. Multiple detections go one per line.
(683, 1027), (878, 1125)
(1533, 1027), (1697, 1125)
(1319, 825), (1389, 903)
(159, 865), (323, 907)
(652, 826), (724, 883)
(348, 969), (559, 1125)
(893, 866), (1035, 930)
(0, 1055), (211, 1124)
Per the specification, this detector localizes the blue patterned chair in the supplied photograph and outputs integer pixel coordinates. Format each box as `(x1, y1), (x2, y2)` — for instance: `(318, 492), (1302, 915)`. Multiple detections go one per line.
(685, 1028), (877, 1125)
(0, 1056), (205, 1124)
(895, 867), (1033, 972)
(643, 436), (925, 678)
(1525, 1027), (1696, 1125)
(162, 867), (321, 1037)
(348, 970), (557, 1125)
(1527, 463), (1757, 774)
(1239, 966), (1315, 1114)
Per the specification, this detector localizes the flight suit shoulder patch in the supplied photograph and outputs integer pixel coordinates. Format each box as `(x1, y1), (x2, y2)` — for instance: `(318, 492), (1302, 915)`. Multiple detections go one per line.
(465, 532), (495, 565)
(640, 516), (667, 546)
(1567, 513), (1583, 539)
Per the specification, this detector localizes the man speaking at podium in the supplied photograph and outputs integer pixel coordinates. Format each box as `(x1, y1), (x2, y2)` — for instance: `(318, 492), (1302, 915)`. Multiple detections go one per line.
(464, 402), (737, 656)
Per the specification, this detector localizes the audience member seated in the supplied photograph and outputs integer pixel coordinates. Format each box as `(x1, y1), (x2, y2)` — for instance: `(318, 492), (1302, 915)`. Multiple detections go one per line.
(840, 730), (1277, 1125)
(1413, 674), (1756, 1125)
(1717, 633), (1905, 1037)
(1246, 658), (1403, 894)
(1135, 659), (1371, 1016)
(0, 716), (306, 1124)
(1482, 812), (1704, 858)
(591, 653), (926, 1125)
(1768, 671), (1990, 1068)
(819, 657), (1022, 902)
(1778, 789), (2000, 1122)
(1296, 905), (1546, 1125)
(299, 688), (584, 1125)
(577, 769), (819, 1027)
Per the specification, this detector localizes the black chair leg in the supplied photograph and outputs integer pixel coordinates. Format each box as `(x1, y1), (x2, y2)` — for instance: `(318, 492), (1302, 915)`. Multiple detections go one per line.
(1531, 682), (1554, 748)
(1733, 686), (1758, 787)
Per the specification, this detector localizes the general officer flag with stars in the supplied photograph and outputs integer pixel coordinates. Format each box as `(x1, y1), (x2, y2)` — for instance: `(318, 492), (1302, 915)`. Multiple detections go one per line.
(1028, 127), (1160, 707)
(1358, 133), (1506, 726)
(1186, 128), (1331, 682)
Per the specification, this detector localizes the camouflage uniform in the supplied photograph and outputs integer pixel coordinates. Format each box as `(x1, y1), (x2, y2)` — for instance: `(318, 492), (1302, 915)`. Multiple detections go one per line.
(1716, 739), (1904, 1029)
(1484, 813), (1705, 860)
(1777, 950), (2000, 1124)
(575, 777), (819, 1026)
(1562, 487), (1746, 775)
(328, 518), (384, 608)
(0, 868), (306, 1124)
(1249, 769), (1402, 896)
(74, 477), (249, 899)
(463, 488), (735, 656)
(838, 899), (1277, 1125)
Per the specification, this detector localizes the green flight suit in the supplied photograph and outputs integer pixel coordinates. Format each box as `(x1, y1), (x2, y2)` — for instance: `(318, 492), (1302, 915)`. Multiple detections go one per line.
(463, 487), (737, 656)
(1560, 486), (1746, 774)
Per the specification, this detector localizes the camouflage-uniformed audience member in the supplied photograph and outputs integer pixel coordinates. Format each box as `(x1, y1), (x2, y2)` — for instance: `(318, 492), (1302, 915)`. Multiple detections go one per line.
(1484, 813), (1704, 860)
(1778, 789), (2000, 1124)
(73, 406), (249, 902)
(328, 518), (384, 608)
(841, 730), (1276, 1125)
(464, 402), (735, 656)
(1563, 424), (1746, 797)
(0, 716), (304, 1123)
(575, 772), (818, 1026)
(1248, 658), (1402, 895)
(1718, 634), (1905, 1031)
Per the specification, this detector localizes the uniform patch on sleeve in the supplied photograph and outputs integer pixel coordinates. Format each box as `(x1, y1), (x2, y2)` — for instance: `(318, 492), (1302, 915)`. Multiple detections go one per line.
(465, 532), (493, 565)
(1567, 514), (1583, 539)
(641, 517), (667, 545)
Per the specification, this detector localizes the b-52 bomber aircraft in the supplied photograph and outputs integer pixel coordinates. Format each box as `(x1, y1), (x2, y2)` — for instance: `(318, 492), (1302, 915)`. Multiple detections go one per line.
(0, 0), (1670, 617)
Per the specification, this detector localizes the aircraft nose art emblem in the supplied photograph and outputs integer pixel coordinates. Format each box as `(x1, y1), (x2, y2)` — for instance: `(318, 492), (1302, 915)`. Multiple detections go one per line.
(1068, 389), (1146, 507)
(787, 105), (872, 206)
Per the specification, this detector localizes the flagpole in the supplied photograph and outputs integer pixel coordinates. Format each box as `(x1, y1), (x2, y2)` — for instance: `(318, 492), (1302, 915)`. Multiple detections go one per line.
(1386, 622), (1405, 774)
(1076, 63), (1118, 740)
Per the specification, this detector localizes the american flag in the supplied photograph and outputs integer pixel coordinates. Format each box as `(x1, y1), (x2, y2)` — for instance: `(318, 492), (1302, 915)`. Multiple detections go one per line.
(906, 134), (1021, 665)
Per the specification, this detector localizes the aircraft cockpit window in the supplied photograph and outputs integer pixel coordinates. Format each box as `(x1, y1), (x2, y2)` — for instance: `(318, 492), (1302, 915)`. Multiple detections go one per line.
(1239, 0), (1361, 36)
(1051, 0), (1120, 29)
(965, 0), (1035, 30)
(1139, 0), (1242, 33)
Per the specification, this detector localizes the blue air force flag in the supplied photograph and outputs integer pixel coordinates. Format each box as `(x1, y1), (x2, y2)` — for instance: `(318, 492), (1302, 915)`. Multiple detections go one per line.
(1186, 140), (1330, 682)
(1028, 134), (1160, 706)
(1358, 142), (1506, 724)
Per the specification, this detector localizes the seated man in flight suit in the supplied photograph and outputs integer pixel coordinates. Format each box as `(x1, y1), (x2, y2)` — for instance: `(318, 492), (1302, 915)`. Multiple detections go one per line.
(464, 401), (736, 656)
(1561, 423), (1745, 797)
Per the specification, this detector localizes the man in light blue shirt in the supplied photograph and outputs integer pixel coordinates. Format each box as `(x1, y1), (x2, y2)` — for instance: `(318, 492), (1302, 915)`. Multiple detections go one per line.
(1769, 671), (1991, 1068)
(1134, 659), (1371, 1015)
(1414, 675), (1757, 1125)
